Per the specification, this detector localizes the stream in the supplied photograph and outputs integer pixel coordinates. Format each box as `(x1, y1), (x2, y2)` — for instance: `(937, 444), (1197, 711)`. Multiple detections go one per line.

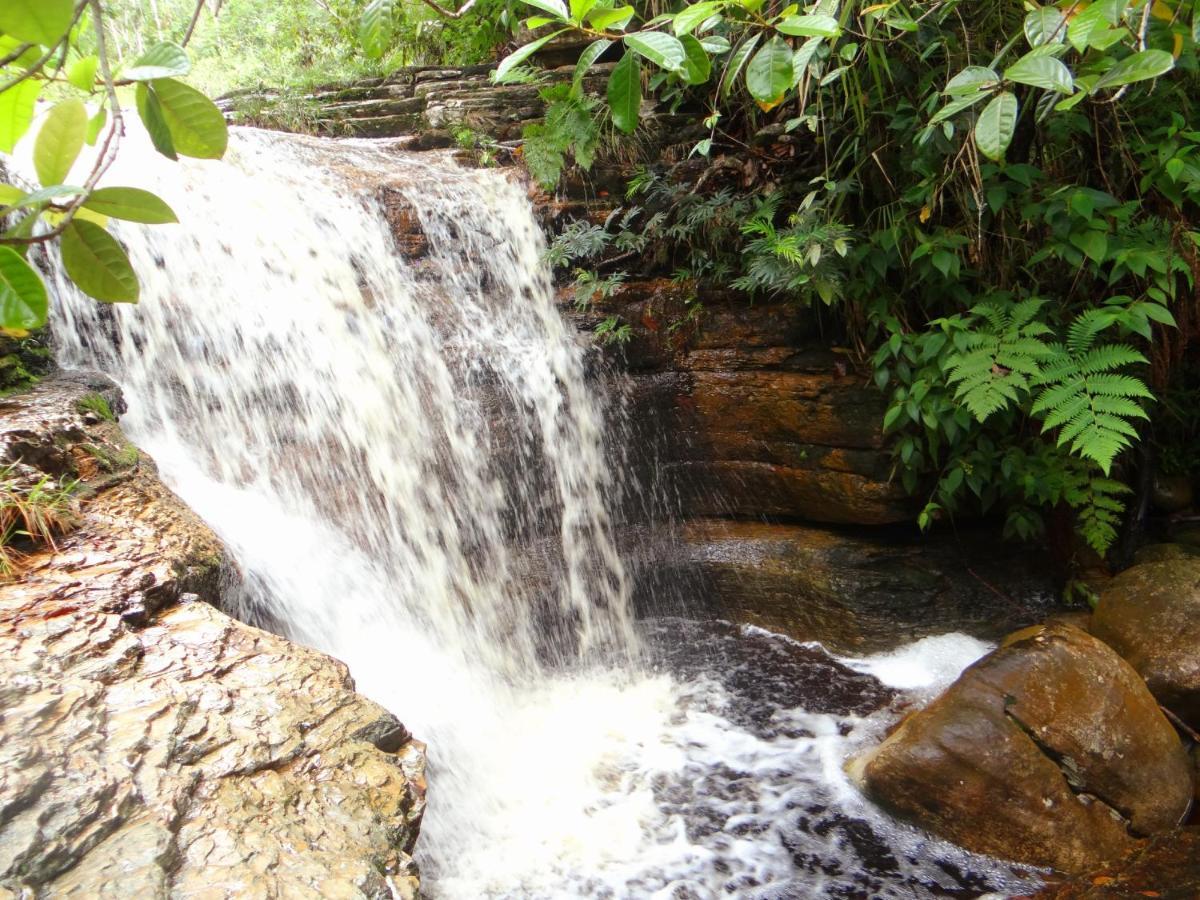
(49, 128), (1041, 899)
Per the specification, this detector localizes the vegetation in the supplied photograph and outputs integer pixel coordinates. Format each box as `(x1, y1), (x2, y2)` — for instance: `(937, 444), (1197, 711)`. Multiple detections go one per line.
(0, 0), (228, 337)
(0, 463), (79, 576)
(76, 391), (115, 421)
(520, 0), (1197, 565)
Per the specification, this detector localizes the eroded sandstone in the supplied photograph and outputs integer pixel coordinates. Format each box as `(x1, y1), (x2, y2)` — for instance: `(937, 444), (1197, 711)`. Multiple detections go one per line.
(0, 375), (426, 898)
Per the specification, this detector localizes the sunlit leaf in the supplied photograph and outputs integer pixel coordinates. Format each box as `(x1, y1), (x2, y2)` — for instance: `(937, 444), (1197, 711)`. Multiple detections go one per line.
(121, 42), (191, 81)
(83, 187), (178, 224)
(607, 51), (641, 133)
(0, 246), (48, 333)
(34, 99), (88, 188)
(0, 0), (73, 46)
(61, 220), (139, 303)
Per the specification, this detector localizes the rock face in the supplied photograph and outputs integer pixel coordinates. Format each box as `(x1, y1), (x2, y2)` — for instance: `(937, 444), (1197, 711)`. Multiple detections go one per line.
(0, 376), (426, 898)
(1092, 559), (1200, 730)
(849, 624), (1193, 875)
(653, 519), (1056, 653)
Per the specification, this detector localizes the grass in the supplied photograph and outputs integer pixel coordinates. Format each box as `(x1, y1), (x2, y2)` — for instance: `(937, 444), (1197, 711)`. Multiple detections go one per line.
(0, 464), (80, 578)
(75, 393), (116, 423)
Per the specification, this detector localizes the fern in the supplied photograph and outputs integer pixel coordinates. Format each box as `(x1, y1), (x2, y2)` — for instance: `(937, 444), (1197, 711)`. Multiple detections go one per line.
(945, 297), (1053, 421)
(1031, 309), (1153, 474)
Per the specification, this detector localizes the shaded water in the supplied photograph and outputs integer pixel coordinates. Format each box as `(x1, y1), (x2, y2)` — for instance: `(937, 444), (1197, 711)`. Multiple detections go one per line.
(48, 128), (1039, 898)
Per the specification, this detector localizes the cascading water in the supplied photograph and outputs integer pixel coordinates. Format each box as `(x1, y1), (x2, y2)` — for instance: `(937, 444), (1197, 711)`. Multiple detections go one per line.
(47, 128), (1041, 898)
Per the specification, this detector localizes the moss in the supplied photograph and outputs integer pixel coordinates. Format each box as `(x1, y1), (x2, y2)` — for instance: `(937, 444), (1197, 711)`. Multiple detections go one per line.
(0, 331), (52, 396)
(83, 442), (139, 473)
(76, 393), (116, 423)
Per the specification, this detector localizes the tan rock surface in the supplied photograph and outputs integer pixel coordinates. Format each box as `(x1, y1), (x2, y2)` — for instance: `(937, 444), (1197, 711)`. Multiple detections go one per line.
(0, 375), (426, 898)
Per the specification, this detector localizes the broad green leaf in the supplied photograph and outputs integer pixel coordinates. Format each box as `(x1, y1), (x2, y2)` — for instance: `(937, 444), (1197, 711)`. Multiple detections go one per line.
(145, 79), (228, 159)
(1070, 229), (1108, 263)
(790, 36), (821, 85)
(1067, 2), (1119, 51)
(624, 32), (686, 70)
(66, 55), (99, 93)
(85, 108), (107, 146)
(136, 83), (177, 160)
(673, 2), (722, 35)
(0, 80), (41, 153)
(83, 187), (178, 224)
(1023, 7), (1065, 47)
(518, 0), (569, 20)
(679, 34), (712, 84)
(359, 0), (396, 59)
(34, 99), (87, 188)
(974, 91), (1019, 161)
(572, 39), (612, 90)
(776, 14), (840, 37)
(569, 0), (597, 22)
(1091, 49), (1175, 91)
(745, 36), (793, 105)
(121, 42), (191, 81)
(930, 90), (989, 125)
(588, 5), (635, 30)
(526, 15), (556, 27)
(0, 247), (47, 333)
(945, 66), (1000, 95)
(700, 35), (731, 53)
(607, 51), (641, 134)
(60, 220), (139, 303)
(720, 33), (760, 98)
(495, 29), (568, 82)
(0, 0), (73, 46)
(0, 184), (84, 213)
(1005, 53), (1073, 94)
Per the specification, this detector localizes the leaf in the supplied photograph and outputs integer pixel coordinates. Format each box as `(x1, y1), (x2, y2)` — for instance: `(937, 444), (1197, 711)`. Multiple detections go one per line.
(0, 79), (41, 153)
(974, 91), (1019, 162)
(700, 35), (731, 53)
(945, 66), (1000, 95)
(495, 29), (567, 82)
(624, 32), (686, 70)
(588, 5), (635, 30)
(720, 33), (760, 98)
(1070, 229), (1109, 263)
(1005, 53), (1073, 94)
(135, 83), (177, 160)
(0, 184), (84, 213)
(0, 0), (73, 46)
(60, 220), (139, 303)
(791, 36), (822, 85)
(34, 99), (87, 188)
(673, 1), (722, 35)
(121, 42), (191, 81)
(573, 39), (612, 90)
(83, 187), (178, 224)
(569, 0), (597, 22)
(0, 246), (47, 333)
(679, 34), (712, 84)
(145, 78), (228, 159)
(745, 36), (793, 104)
(1023, 7), (1066, 47)
(930, 91), (989, 125)
(776, 14), (840, 37)
(85, 108), (107, 146)
(1067, 2), (1116, 51)
(66, 55), (99, 93)
(359, 0), (397, 59)
(607, 51), (641, 134)
(518, 0), (569, 19)
(1091, 50), (1175, 92)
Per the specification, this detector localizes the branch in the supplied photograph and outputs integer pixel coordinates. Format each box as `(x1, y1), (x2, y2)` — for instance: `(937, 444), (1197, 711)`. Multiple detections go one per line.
(417, 0), (479, 20)
(181, 0), (206, 48)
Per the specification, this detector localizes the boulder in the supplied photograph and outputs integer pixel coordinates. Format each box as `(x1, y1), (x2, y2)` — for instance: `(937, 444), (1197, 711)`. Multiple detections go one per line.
(1092, 559), (1200, 729)
(0, 377), (427, 897)
(848, 624), (1193, 875)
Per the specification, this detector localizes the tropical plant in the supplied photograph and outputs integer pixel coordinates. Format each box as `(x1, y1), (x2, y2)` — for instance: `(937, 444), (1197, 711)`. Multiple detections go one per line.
(0, 0), (228, 335)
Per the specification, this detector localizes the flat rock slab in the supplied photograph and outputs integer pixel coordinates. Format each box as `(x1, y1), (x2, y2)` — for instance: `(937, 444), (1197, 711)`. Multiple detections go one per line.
(0, 376), (426, 898)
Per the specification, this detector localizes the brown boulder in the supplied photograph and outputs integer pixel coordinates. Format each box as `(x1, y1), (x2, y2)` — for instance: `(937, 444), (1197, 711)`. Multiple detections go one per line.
(1092, 559), (1200, 729)
(849, 624), (1192, 875)
(1029, 829), (1200, 899)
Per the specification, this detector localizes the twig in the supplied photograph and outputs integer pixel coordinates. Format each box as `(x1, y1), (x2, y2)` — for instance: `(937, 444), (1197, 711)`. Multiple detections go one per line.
(1161, 704), (1200, 743)
(180, 0), (207, 48)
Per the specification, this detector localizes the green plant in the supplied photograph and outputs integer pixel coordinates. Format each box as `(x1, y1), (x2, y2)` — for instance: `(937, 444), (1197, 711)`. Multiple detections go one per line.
(0, 464), (79, 576)
(0, 0), (229, 335)
(75, 392), (115, 422)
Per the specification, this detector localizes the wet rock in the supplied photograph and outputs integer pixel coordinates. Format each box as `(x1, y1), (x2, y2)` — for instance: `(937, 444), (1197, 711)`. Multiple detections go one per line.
(0, 377), (426, 897)
(1028, 829), (1200, 899)
(1151, 474), (1194, 514)
(1132, 542), (1200, 565)
(848, 624), (1193, 875)
(1092, 559), (1200, 730)
(662, 519), (1056, 653)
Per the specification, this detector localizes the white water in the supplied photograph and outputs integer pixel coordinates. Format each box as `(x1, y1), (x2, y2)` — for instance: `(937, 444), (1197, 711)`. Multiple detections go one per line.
(46, 128), (1039, 898)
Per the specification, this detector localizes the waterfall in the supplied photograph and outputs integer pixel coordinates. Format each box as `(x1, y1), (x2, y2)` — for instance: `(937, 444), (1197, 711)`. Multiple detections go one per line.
(47, 128), (1038, 898)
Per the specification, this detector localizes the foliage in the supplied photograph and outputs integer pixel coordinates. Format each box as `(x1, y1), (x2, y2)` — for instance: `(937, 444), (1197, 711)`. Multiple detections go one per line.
(529, 1), (1198, 562)
(0, 0), (228, 335)
(0, 463), (79, 577)
(75, 391), (115, 422)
